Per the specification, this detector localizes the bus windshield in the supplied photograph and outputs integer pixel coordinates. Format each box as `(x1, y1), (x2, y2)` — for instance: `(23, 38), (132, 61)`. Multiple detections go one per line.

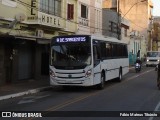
(147, 52), (160, 57)
(51, 43), (91, 70)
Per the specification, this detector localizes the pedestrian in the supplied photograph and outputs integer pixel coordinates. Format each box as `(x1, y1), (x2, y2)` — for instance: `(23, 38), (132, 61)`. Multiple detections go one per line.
(157, 63), (160, 90)
(144, 54), (146, 62)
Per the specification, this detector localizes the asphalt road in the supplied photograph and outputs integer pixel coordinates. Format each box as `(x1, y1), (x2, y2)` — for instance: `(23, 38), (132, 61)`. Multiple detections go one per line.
(0, 66), (160, 120)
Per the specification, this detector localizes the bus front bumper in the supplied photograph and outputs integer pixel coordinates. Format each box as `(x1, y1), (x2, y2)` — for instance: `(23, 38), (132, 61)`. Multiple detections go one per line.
(50, 77), (93, 87)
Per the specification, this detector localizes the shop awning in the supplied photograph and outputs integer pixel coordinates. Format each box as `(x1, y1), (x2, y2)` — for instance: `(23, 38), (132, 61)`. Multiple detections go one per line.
(14, 36), (36, 41)
(15, 36), (50, 44)
(0, 34), (51, 44)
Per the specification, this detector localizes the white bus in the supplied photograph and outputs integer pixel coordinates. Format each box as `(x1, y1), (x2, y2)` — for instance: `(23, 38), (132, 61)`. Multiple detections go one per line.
(50, 35), (129, 89)
(146, 51), (160, 67)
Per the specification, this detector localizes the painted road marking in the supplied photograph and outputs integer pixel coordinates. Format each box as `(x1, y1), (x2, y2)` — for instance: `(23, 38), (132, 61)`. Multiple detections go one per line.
(149, 102), (160, 120)
(18, 94), (50, 104)
(124, 69), (154, 82)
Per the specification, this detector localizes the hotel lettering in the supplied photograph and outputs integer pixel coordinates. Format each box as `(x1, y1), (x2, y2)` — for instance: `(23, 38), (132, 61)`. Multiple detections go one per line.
(40, 15), (61, 27)
(31, 0), (36, 15)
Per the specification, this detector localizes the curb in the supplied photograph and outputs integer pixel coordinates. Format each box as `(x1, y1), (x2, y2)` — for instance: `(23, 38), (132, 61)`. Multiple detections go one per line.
(0, 86), (52, 101)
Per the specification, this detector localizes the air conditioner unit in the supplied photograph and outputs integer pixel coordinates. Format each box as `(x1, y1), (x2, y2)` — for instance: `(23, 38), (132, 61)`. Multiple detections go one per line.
(36, 30), (44, 38)
(130, 31), (135, 36)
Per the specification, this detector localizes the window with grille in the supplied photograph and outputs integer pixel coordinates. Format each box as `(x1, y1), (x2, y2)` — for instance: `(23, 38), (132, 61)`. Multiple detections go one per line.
(67, 4), (74, 20)
(40, 0), (61, 17)
(81, 4), (88, 19)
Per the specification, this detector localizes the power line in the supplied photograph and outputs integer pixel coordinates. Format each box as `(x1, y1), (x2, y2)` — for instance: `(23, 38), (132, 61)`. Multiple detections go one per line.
(121, 13), (147, 30)
(120, 0), (149, 30)
(121, 0), (147, 19)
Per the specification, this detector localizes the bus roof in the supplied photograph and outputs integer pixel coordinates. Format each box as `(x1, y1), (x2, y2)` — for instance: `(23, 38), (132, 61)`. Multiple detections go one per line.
(91, 35), (127, 44)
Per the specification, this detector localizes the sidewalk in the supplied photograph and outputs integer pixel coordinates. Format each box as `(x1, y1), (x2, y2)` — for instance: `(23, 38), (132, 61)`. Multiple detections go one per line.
(0, 78), (51, 101)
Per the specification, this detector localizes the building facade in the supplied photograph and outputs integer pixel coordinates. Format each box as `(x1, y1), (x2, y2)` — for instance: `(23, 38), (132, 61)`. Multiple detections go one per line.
(103, 0), (153, 63)
(118, 0), (153, 52)
(92, 0), (102, 35)
(76, 0), (102, 35)
(102, 8), (120, 39)
(0, 0), (78, 85)
(152, 17), (160, 51)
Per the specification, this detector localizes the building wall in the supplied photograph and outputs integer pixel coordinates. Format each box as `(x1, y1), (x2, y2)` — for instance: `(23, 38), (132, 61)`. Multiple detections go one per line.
(77, 0), (103, 35)
(152, 17), (160, 51)
(120, 0), (147, 33)
(0, 43), (5, 85)
(0, 0), (25, 19)
(103, 0), (117, 10)
(63, 0), (78, 33)
(119, 0), (153, 52)
(103, 0), (153, 52)
(102, 9), (120, 38)
(90, 0), (96, 34)
(94, 0), (103, 35)
(76, 0), (90, 34)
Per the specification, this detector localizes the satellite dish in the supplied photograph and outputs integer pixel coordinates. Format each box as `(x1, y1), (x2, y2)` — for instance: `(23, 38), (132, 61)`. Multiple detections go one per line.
(8, 13), (26, 29)
(15, 13), (26, 22)
(8, 19), (17, 28)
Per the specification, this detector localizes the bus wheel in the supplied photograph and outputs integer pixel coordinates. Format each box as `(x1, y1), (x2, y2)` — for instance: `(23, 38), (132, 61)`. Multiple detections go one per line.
(117, 69), (122, 82)
(97, 73), (105, 90)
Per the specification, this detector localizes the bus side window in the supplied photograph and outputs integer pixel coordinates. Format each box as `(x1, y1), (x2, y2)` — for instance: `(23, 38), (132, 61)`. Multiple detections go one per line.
(106, 43), (112, 58)
(93, 46), (100, 66)
(100, 42), (106, 59)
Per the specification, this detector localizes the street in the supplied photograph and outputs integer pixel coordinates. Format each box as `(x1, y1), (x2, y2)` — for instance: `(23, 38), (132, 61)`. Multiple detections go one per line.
(0, 66), (160, 120)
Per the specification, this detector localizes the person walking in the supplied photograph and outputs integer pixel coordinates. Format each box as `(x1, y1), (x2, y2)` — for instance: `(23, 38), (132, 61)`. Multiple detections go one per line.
(157, 63), (160, 90)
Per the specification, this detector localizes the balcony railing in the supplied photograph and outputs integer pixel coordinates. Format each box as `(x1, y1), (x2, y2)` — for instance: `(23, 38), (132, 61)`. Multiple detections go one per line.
(78, 17), (89, 26)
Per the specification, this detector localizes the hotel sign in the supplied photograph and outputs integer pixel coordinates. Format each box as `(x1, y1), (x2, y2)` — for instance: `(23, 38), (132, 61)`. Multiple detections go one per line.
(26, 0), (64, 28)
(31, 0), (36, 15)
(27, 0), (37, 21)
(38, 12), (64, 28)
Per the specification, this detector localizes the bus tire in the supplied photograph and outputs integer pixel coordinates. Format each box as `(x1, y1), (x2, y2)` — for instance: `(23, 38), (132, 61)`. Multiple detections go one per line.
(117, 69), (122, 82)
(97, 72), (105, 90)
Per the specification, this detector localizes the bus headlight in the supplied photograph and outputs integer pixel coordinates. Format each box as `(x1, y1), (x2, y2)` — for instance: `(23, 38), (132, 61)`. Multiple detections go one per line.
(85, 69), (92, 78)
(158, 60), (160, 62)
(147, 59), (149, 62)
(50, 69), (55, 77)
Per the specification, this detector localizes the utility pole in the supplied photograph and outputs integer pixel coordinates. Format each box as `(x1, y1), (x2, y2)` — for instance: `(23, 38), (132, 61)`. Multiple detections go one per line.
(117, 0), (121, 40)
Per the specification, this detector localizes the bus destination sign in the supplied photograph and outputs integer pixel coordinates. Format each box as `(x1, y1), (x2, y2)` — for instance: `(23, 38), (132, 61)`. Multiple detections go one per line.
(56, 37), (86, 43)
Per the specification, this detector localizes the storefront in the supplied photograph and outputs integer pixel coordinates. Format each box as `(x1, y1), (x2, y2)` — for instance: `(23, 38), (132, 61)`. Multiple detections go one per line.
(0, 35), (50, 85)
